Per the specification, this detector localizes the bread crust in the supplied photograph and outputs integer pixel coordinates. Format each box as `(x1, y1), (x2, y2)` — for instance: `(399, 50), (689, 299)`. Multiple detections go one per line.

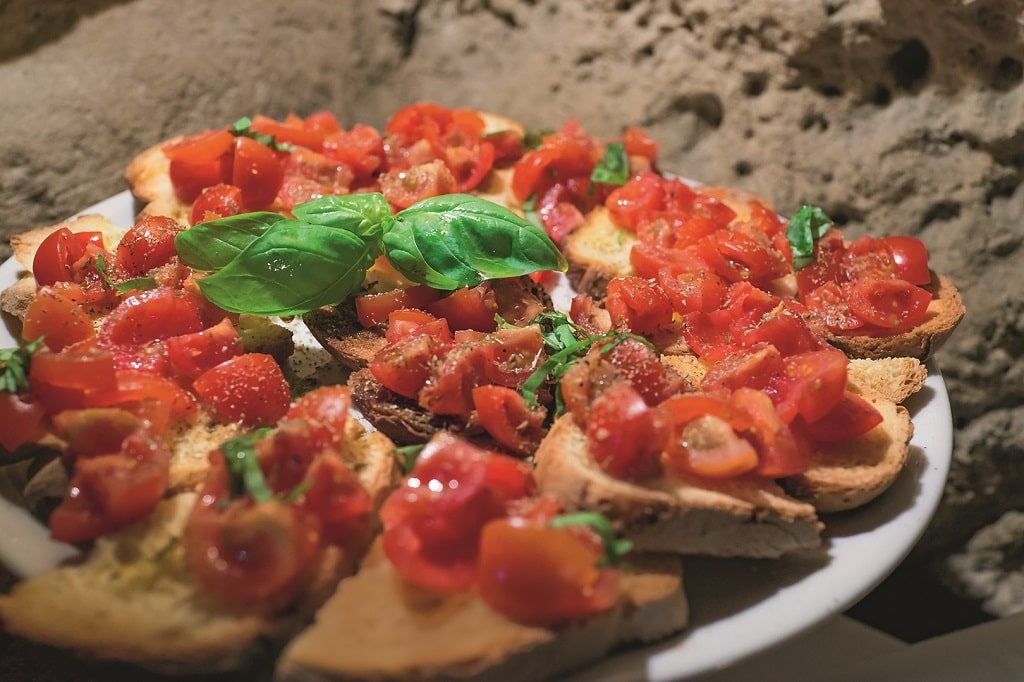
(304, 302), (386, 371)
(124, 137), (190, 223)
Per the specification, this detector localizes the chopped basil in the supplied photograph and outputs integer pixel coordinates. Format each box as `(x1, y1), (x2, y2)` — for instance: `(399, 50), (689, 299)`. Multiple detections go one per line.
(95, 254), (158, 294)
(94, 254), (115, 288)
(229, 116), (295, 151)
(220, 428), (274, 502)
(522, 129), (553, 150)
(551, 512), (633, 567)
(0, 339), (43, 394)
(590, 142), (629, 186)
(396, 444), (425, 474)
(277, 478), (313, 504)
(786, 205), (834, 270)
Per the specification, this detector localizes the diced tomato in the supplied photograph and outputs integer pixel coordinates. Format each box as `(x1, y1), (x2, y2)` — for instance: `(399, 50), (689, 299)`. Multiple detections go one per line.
(605, 276), (674, 335)
(163, 129), (235, 164)
(478, 518), (619, 626)
(99, 287), (204, 347)
(569, 293), (612, 335)
(882, 236), (931, 285)
(90, 370), (197, 433)
(49, 433), (170, 543)
(478, 326), (544, 388)
(286, 386), (352, 453)
(384, 309), (442, 343)
(115, 215), (186, 277)
(605, 173), (666, 231)
(165, 131), (236, 203)
(184, 454), (320, 608)
(483, 454), (536, 503)
(164, 318), (242, 380)
(605, 337), (685, 405)
(322, 124), (385, 182)
(661, 414), (759, 479)
(0, 393), (46, 453)
(276, 147), (355, 209)
(297, 455), (373, 548)
(796, 390), (883, 443)
(843, 236), (898, 282)
(713, 226), (789, 283)
(250, 115), (324, 150)
(232, 136), (285, 210)
(32, 229), (103, 286)
(387, 103), (454, 144)
(22, 287), (94, 351)
(535, 181), (587, 244)
(623, 126), (659, 161)
(795, 230), (846, 298)
(189, 184), (243, 226)
(304, 111), (343, 136)
(472, 385), (545, 454)
(418, 344), (488, 416)
(446, 140), (495, 192)
(193, 353), (291, 426)
(29, 341), (118, 414)
(656, 268), (729, 315)
(427, 285), (499, 332)
(355, 286), (444, 328)
(380, 434), (508, 592)
(379, 159), (456, 210)
(847, 278), (932, 330)
(768, 348), (848, 423)
(52, 408), (143, 458)
(731, 388), (808, 477)
(805, 281), (864, 332)
(511, 120), (596, 202)
(369, 333), (450, 399)
(484, 130), (524, 165)
(702, 345), (784, 393)
(740, 308), (826, 357)
(586, 382), (665, 481)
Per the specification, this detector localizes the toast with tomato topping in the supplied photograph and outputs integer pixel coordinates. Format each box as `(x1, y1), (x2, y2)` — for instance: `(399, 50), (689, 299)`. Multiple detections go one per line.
(661, 354), (921, 512)
(275, 542), (686, 682)
(0, 414), (399, 674)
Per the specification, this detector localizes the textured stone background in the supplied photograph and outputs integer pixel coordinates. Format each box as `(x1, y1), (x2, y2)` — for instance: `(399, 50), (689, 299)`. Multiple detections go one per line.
(1, 0), (1023, 671)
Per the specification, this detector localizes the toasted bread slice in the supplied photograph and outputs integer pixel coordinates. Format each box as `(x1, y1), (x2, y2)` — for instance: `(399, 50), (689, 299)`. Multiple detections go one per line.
(563, 206), (636, 295)
(661, 354), (919, 513)
(534, 415), (822, 558)
(9, 214), (128, 271)
(304, 302), (385, 371)
(0, 416), (399, 674)
(125, 136), (190, 223)
(275, 541), (686, 682)
(348, 368), (458, 445)
(826, 272), (965, 360)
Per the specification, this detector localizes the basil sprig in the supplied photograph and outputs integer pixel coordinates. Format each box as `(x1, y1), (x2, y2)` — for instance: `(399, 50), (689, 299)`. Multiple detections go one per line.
(551, 512), (633, 567)
(174, 193), (566, 317)
(786, 205), (834, 270)
(95, 255), (157, 294)
(590, 142), (629, 186)
(0, 339), (43, 393)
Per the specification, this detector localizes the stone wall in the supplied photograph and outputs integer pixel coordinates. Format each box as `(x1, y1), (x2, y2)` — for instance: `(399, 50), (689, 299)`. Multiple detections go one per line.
(2, 0), (1023, 614)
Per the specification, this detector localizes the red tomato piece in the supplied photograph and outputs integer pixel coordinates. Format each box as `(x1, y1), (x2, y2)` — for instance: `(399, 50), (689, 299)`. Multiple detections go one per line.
(232, 136), (285, 210)
(796, 390), (883, 443)
(483, 454), (536, 503)
(478, 518), (619, 626)
(369, 334), (450, 399)
(795, 230), (846, 298)
(418, 344), (488, 416)
(189, 184), (243, 226)
(165, 131), (236, 203)
(29, 341), (118, 414)
(355, 285), (443, 328)
(740, 307), (827, 358)
(484, 130), (524, 165)
(605, 337), (686, 406)
(661, 414), (759, 479)
(656, 268), (729, 315)
(882, 236), (931, 285)
(322, 124), (385, 182)
(472, 385), (545, 454)
(0, 393), (46, 452)
(848, 278), (932, 330)
(586, 382), (665, 481)
(769, 348), (848, 424)
(605, 276), (674, 335)
(22, 286), (94, 351)
(478, 326), (544, 388)
(297, 455), (373, 548)
(385, 309), (443, 343)
(731, 388), (808, 477)
(49, 433), (170, 543)
(623, 126), (659, 161)
(286, 385), (352, 453)
(446, 140), (495, 192)
(713, 226), (789, 282)
(115, 215), (186, 277)
(32, 229), (102, 286)
(511, 121), (596, 202)
(379, 159), (456, 210)
(250, 115), (325, 150)
(304, 111), (343, 136)
(427, 285), (499, 332)
(52, 408), (144, 458)
(805, 281), (864, 332)
(605, 173), (666, 231)
(192, 353), (291, 426)
(701, 345), (784, 393)
(90, 370), (197, 433)
(164, 318), (242, 380)
(99, 287), (204, 346)
(535, 181), (587, 244)
(164, 130), (235, 164)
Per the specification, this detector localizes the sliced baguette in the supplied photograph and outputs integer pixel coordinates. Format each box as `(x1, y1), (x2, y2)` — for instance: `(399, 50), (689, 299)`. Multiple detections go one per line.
(275, 541), (686, 682)
(349, 368), (457, 445)
(563, 206), (636, 295)
(0, 415), (399, 674)
(661, 354), (919, 513)
(304, 301), (385, 371)
(534, 415), (822, 558)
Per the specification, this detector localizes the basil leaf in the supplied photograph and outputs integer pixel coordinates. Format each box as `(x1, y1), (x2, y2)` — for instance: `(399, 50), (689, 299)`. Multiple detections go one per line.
(220, 428), (274, 502)
(786, 205), (834, 270)
(523, 129), (552, 149)
(396, 444), (425, 474)
(0, 339), (43, 394)
(116, 276), (158, 294)
(590, 142), (629, 186)
(94, 254), (115, 288)
(291, 193), (392, 240)
(551, 512), (633, 567)
(197, 220), (375, 316)
(175, 212), (284, 271)
(384, 194), (566, 290)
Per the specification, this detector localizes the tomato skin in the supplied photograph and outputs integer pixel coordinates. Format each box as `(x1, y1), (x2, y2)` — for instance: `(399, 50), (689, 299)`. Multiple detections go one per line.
(32, 229), (103, 286)
(49, 433), (170, 543)
(713, 226), (789, 283)
(623, 126), (659, 161)
(605, 276), (674, 335)
(605, 337), (686, 406)
(796, 390), (883, 443)
(189, 184), (243, 226)
(115, 215), (186, 277)
(484, 130), (524, 165)
(478, 325), (544, 388)
(90, 370), (197, 433)
(52, 408), (143, 458)
(586, 382), (665, 481)
(427, 285), (499, 332)
(472, 385), (545, 454)
(0, 394), (46, 452)
(656, 268), (729, 315)
(286, 386), (352, 453)
(99, 287), (204, 347)
(355, 286), (443, 328)
(380, 159), (456, 210)
(511, 120), (596, 202)
(164, 129), (235, 164)
(29, 341), (118, 414)
(193, 353), (291, 426)
(606, 173), (666, 231)
(164, 318), (242, 380)
(322, 124), (385, 182)
(795, 230), (846, 298)
(772, 349), (848, 423)
(661, 414), (759, 479)
(447, 139), (495, 192)
(740, 308), (826, 358)
(478, 518), (619, 627)
(232, 136), (285, 210)
(22, 286), (94, 351)
(847, 278), (932, 331)
(250, 115), (325, 150)
(805, 281), (864, 332)
(304, 111), (343, 136)
(881, 236), (931, 285)
(731, 388), (808, 477)
(369, 333), (450, 399)
(165, 131), (236, 203)
(418, 344), (489, 416)
(702, 345), (784, 394)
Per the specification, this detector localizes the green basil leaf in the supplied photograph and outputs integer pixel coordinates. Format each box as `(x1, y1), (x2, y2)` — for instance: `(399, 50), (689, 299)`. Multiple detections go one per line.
(115, 276), (159, 294)
(291, 193), (392, 240)
(0, 339), (44, 394)
(551, 512), (633, 567)
(523, 129), (552, 150)
(384, 194), (567, 290)
(786, 205), (834, 270)
(590, 142), (629, 186)
(396, 444), (425, 474)
(175, 212), (284, 271)
(220, 428), (274, 502)
(231, 116), (253, 133)
(94, 254), (115, 288)
(196, 219), (374, 316)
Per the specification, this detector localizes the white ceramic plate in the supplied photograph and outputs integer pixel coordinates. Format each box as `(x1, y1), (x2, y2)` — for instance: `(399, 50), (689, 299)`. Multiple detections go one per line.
(0, 191), (953, 680)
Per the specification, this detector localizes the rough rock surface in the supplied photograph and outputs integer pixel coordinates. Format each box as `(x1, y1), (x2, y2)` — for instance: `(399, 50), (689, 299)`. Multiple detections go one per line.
(1, 0), (1023, 639)
(946, 510), (1024, 617)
